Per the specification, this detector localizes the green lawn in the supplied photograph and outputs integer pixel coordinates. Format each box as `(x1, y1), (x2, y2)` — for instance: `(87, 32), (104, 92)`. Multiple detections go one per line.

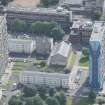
(66, 52), (77, 70)
(12, 60), (28, 75)
(1, 80), (13, 90)
(66, 97), (72, 105)
(79, 55), (89, 67)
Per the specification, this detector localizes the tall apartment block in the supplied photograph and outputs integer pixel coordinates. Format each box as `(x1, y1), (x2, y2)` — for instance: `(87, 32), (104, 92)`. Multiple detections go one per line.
(89, 21), (105, 90)
(0, 15), (8, 73)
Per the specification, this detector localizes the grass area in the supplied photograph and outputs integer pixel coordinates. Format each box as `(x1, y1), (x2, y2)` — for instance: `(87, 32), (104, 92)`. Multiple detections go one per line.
(79, 54), (89, 67)
(33, 60), (65, 73)
(66, 52), (77, 70)
(12, 60), (28, 75)
(66, 97), (72, 105)
(12, 60), (66, 74)
(1, 80), (13, 90)
(79, 48), (89, 67)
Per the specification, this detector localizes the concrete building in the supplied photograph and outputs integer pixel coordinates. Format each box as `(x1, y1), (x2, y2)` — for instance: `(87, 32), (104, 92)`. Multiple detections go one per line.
(20, 71), (69, 88)
(96, 0), (104, 8)
(61, 0), (83, 7)
(3, 7), (72, 33)
(70, 20), (93, 46)
(8, 38), (35, 54)
(102, 0), (105, 16)
(35, 36), (53, 55)
(81, 21), (93, 46)
(48, 41), (71, 66)
(0, 16), (8, 73)
(89, 21), (105, 90)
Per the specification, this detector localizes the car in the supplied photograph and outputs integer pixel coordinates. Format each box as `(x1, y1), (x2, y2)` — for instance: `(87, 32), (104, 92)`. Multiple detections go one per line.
(74, 70), (82, 83)
(11, 83), (17, 91)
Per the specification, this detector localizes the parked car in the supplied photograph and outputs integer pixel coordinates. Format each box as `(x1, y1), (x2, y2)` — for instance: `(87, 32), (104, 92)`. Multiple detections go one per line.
(75, 69), (82, 83)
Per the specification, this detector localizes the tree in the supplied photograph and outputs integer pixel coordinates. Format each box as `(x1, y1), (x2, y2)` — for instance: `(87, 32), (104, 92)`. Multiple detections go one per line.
(0, 0), (8, 5)
(93, 10), (102, 20)
(45, 96), (60, 105)
(13, 20), (26, 32)
(25, 97), (33, 105)
(23, 85), (37, 97)
(88, 90), (96, 103)
(55, 91), (66, 105)
(8, 96), (23, 105)
(38, 86), (48, 99)
(49, 88), (56, 96)
(31, 21), (57, 35)
(82, 48), (89, 56)
(33, 95), (43, 105)
(96, 97), (105, 105)
(42, 0), (59, 7)
(51, 27), (65, 41)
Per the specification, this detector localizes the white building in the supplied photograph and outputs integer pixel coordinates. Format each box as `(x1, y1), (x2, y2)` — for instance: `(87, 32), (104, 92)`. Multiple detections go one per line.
(48, 41), (71, 66)
(20, 71), (69, 88)
(0, 16), (8, 73)
(8, 38), (35, 54)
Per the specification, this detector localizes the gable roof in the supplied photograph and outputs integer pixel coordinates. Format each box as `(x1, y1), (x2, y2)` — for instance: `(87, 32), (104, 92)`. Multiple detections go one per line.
(51, 41), (70, 57)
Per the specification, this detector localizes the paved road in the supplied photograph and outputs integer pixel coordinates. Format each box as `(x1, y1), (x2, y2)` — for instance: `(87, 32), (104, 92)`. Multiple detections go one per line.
(1, 62), (14, 86)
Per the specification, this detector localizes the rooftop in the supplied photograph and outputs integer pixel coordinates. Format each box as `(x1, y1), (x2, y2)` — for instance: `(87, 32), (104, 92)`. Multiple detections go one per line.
(62, 0), (83, 5)
(51, 41), (71, 57)
(4, 6), (71, 16)
(90, 21), (105, 42)
(71, 20), (92, 29)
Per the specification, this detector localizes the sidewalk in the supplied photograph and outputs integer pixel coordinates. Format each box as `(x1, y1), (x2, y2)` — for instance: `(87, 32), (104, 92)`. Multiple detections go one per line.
(69, 51), (82, 89)
(1, 62), (14, 86)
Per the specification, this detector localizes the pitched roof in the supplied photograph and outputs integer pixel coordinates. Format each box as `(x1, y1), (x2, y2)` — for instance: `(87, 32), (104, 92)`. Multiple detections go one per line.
(51, 41), (70, 57)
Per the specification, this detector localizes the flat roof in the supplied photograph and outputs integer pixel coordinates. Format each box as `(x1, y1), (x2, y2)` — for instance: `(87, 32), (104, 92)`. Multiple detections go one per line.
(4, 6), (71, 16)
(90, 21), (105, 42)
(63, 0), (83, 5)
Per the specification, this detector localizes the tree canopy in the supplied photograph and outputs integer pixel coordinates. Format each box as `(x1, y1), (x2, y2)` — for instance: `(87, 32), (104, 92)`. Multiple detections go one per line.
(8, 96), (23, 105)
(12, 20), (65, 41)
(45, 96), (60, 105)
(41, 0), (59, 7)
(23, 85), (37, 97)
(55, 91), (67, 105)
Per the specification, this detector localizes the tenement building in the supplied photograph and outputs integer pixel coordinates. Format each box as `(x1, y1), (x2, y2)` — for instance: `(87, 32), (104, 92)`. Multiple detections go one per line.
(89, 21), (105, 90)
(0, 15), (8, 73)
(3, 6), (72, 33)
(20, 71), (69, 88)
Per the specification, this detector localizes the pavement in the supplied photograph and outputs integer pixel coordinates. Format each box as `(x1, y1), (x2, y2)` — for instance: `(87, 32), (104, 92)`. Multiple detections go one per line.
(1, 62), (14, 86)
(68, 51), (89, 97)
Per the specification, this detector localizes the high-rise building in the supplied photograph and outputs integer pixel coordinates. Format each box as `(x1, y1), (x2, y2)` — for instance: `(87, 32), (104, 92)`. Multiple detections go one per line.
(0, 15), (8, 73)
(89, 21), (105, 90)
